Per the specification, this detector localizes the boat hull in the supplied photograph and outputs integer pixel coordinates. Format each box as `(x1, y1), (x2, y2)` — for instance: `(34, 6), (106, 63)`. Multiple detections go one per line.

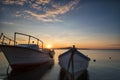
(0, 45), (53, 70)
(59, 49), (90, 79)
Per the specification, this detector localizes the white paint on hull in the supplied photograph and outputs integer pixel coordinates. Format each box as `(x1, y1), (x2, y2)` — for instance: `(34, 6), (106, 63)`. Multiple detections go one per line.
(59, 49), (90, 74)
(0, 45), (53, 67)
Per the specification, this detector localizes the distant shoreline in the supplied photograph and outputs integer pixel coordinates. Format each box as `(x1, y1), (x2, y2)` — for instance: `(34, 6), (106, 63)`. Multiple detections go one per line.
(53, 48), (120, 50)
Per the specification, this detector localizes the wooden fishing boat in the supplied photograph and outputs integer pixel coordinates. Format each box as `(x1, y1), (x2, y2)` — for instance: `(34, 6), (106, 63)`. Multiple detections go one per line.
(59, 45), (90, 80)
(0, 32), (55, 70)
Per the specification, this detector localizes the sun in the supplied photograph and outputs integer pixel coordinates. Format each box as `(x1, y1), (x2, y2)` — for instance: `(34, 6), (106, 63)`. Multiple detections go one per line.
(46, 44), (52, 49)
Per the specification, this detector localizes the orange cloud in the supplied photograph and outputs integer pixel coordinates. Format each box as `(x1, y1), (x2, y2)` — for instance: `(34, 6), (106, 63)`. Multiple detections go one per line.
(2, 0), (25, 5)
(24, 0), (80, 22)
(2, 0), (80, 22)
(2, 0), (50, 6)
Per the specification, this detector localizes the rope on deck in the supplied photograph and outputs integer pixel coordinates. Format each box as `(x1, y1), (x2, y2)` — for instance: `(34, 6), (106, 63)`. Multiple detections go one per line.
(64, 45), (76, 80)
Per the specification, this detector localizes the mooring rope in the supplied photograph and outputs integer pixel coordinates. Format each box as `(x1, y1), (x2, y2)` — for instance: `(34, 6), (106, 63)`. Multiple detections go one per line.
(66, 47), (76, 80)
(0, 33), (3, 39)
(6, 64), (10, 78)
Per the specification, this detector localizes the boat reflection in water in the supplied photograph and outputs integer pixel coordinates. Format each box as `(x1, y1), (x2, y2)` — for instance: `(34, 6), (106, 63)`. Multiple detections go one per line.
(6, 61), (54, 80)
(59, 68), (89, 80)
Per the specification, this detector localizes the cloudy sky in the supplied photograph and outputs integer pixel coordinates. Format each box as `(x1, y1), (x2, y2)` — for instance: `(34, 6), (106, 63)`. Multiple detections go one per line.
(0, 0), (120, 49)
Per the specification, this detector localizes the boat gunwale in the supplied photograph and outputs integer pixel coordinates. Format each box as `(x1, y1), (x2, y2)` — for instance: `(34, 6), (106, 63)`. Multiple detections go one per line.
(0, 45), (43, 54)
(59, 48), (90, 61)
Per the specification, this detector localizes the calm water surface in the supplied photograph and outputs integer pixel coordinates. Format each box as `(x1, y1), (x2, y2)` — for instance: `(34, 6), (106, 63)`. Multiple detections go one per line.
(0, 50), (120, 80)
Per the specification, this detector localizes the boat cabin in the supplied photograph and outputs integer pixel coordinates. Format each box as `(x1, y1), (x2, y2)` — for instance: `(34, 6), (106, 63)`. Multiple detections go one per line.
(18, 44), (39, 50)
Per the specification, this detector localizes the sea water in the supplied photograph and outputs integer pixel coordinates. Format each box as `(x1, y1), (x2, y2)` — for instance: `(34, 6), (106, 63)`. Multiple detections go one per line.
(0, 50), (120, 80)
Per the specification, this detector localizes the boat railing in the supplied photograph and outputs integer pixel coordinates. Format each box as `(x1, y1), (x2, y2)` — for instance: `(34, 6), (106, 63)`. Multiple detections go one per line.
(14, 32), (43, 49)
(0, 33), (17, 45)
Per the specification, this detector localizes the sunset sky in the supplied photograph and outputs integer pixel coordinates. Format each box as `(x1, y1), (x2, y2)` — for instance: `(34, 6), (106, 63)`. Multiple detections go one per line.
(0, 0), (120, 49)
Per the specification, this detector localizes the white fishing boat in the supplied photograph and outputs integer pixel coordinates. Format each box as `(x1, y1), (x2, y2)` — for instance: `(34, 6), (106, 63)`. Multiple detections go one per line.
(0, 32), (54, 70)
(59, 45), (90, 80)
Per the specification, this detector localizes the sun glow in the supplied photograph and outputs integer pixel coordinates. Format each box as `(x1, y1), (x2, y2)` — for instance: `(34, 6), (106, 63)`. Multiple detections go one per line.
(46, 44), (52, 49)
